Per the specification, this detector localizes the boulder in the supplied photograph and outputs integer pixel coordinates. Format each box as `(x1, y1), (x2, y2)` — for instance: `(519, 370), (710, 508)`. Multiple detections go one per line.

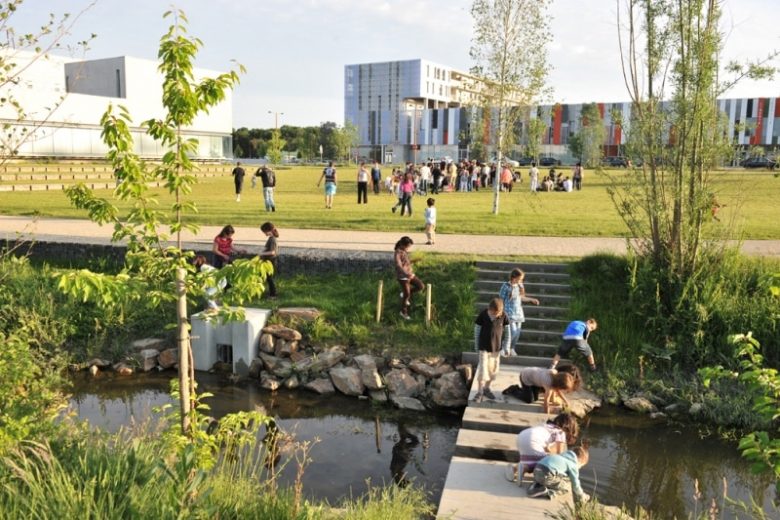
(275, 307), (322, 322)
(248, 357), (264, 379)
(131, 338), (166, 352)
(369, 390), (388, 402)
(353, 354), (378, 371)
(274, 339), (299, 358)
(409, 360), (437, 379)
(259, 333), (276, 354)
(305, 377), (336, 395)
(330, 367), (365, 396)
(664, 403), (686, 414)
(158, 348), (178, 369)
(391, 396), (426, 411)
(87, 358), (112, 369)
(388, 357), (406, 369)
(88, 365), (99, 376)
(623, 396), (657, 414)
(284, 375), (300, 389)
(290, 350), (307, 363)
(259, 353), (293, 379)
(260, 372), (281, 391)
(211, 361), (233, 373)
(384, 368), (424, 398)
(689, 403), (703, 415)
(649, 411), (667, 420)
(421, 355), (446, 367)
(308, 348), (346, 372)
(113, 362), (134, 376)
(456, 364), (473, 382)
(361, 367), (384, 390)
(565, 389), (602, 418)
(433, 363), (454, 377)
(137, 349), (159, 372)
(429, 371), (469, 408)
(262, 324), (302, 341)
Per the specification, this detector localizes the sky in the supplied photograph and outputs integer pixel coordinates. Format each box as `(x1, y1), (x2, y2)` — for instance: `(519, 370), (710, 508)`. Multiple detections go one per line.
(10, 0), (780, 129)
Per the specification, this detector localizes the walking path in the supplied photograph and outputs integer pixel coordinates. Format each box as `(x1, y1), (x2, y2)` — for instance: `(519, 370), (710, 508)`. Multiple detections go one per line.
(2, 215), (779, 257)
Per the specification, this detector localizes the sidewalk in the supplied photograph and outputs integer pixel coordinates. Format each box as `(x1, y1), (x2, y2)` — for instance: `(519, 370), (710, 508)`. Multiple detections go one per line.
(1, 215), (778, 257)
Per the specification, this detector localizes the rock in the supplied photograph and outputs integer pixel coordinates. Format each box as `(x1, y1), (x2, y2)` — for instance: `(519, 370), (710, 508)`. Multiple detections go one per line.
(259, 333), (276, 354)
(433, 364), (454, 377)
(388, 357), (406, 369)
(136, 349), (159, 372)
(211, 361), (233, 373)
(88, 365), (99, 376)
(329, 367), (365, 396)
(624, 396), (657, 414)
(274, 339), (299, 358)
(248, 358), (263, 379)
(421, 355), (445, 367)
(384, 368), (424, 398)
(391, 396), (426, 411)
(409, 360), (437, 379)
(309, 348), (346, 372)
(87, 358), (112, 369)
(689, 403), (703, 415)
(275, 307), (322, 322)
(259, 353), (293, 379)
(456, 364), (473, 382)
(260, 372), (280, 391)
(262, 324), (302, 341)
(664, 403), (685, 414)
(369, 390), (388, 402)
(566, 389), (602, 418)
(131, 338), (166, 352)
(290, 350), (307, 363)
(68, 363), (85, 372)
(649, 412), (667, 420)
(429, 371), (468, 408)
(353, 354), (377, 371)
(284, 374), (300, 389)
(114, 362), (134, 376)
(304, 377), (336, 395)
(158, 348), (178, 369)
(361, 367), (384, 390)
(227, 373), (241, 384)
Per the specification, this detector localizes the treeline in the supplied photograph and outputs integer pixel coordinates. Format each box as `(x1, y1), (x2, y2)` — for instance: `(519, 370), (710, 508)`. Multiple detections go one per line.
(232, 122), (357, 161)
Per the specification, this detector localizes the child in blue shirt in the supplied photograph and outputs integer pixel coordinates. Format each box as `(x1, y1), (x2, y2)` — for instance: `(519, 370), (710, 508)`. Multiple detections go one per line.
(527, 445), (590, 502)
(550, 319), (598, 372)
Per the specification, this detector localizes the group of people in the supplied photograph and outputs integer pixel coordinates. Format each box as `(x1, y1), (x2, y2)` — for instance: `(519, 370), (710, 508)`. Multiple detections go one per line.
(529, 162), (584, 193)
(231, 162), (278, 211)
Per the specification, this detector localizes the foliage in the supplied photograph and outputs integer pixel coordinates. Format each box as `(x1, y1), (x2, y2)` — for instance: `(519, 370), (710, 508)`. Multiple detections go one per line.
(333, 121), (359, 162)
(568, 103), (606, 167)
(267, 128), (287, 165)
(333, 484), (433, 520)
(700, 333), (780, 493)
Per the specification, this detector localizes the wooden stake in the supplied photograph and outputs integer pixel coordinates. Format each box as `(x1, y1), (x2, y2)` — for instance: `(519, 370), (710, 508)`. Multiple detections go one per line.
(425, 283), (432, 325)
(376, 279), (384, 323)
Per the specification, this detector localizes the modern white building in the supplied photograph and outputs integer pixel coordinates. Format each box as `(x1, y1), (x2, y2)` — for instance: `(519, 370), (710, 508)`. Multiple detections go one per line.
(0, 51), (233, 160)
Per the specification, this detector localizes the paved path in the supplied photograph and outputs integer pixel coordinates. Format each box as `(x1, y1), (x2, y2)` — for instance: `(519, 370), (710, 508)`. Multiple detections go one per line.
(1, 215), (778, 257)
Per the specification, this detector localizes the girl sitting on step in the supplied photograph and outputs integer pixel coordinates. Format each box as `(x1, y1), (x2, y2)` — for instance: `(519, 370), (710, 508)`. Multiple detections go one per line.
(504, 412), (579, 483)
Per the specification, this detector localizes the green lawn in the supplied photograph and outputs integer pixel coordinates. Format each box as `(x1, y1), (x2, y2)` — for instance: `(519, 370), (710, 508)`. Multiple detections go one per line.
(0, 165), (777, 239)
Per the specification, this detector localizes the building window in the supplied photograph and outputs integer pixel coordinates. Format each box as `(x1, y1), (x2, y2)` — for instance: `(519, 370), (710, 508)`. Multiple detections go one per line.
(115, 69), (121, 97)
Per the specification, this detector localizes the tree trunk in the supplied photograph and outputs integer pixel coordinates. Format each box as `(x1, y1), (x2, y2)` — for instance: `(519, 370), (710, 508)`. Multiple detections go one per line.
(176, 267), (192, 435)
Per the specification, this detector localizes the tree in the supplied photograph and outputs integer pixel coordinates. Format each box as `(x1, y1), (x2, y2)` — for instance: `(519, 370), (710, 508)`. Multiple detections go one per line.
(266, 128), (285, 165)
(59, 9), (269, 437)
(333, 121), (358, 162)
(571, 103), (606, 167)
(0, 0), (96, 163)
(525, 116), (545, 162)
(470, 0), (552, 214)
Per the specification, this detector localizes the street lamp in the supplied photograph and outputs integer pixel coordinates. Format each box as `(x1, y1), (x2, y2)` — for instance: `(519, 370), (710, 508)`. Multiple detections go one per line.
(268, 110), (284, 130)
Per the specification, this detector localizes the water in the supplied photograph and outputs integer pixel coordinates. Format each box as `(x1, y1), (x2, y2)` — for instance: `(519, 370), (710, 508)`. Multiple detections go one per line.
(67, 372), (778, 518)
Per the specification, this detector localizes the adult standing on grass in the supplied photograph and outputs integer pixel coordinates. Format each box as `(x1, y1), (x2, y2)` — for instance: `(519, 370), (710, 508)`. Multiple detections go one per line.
(255, 165), (276, 212)
(232, 162), (245, 202)
(431, 161), (442, 194)
(419, 162), (431, 195)
(394, 236), (424, 320)
(529, 162), (539, 193)
(399, 172), (415, 216)
(212, 224), (246, 268)
(317, 161), (337, 209)
(550, 319), (598, 372)
(473, 297), (511, 402)
(371, 161), (382, 194)
(356, 161), (369, 204)
(572, 162), (583, 190)
(499, 268), (540, 355)
(258, 222), (279, 298)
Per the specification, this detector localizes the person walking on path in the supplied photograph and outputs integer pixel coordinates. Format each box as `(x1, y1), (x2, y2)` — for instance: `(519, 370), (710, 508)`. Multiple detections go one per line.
(254, 165), (277, 212)
(399, 172), (415, 216)
(317, 161), (338, 209)
(550, 319), (598, 372)
(572, 162), (583, 191)
(499, 268), (540, 355)
(371, 161), (382, 194)
(504, 413), (579, 483)
(424, 198), (437, 245)
(258, 222), (279, 298)
(212, 224), (246, 268)
(529, 162), (540, 193)
(356, 161), (369, 204)
(232, 162), (246, 202)
(473, 297), (511, 402)
(527, 445), (591, 502)
(394, 236), (424, 320)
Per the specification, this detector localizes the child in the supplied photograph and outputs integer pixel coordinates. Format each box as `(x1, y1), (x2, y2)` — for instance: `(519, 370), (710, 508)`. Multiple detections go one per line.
(517, 365), (581, 414)
(258, 222), (279, 298)
(424, 198), (436, 245)
(498, 268), (540, 356)
(192, 254), (226, 310)
(212, 225), (246, 269)
(550, 319), (598, 372)
(527, 445), (590, 502)
(394, 236), (424, 320)
(505, 413), (579, 483)
(473, 297), (511, 402)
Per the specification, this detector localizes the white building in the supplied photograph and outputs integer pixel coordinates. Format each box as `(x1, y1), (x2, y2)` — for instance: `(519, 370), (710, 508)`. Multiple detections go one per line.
(0, 51), (233, 160)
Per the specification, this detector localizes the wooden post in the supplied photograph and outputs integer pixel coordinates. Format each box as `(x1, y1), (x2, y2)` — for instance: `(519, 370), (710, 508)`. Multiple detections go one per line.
(375, 280), (384, 323)
(425, 284), (432, 325)
(176, 267), (192, 435)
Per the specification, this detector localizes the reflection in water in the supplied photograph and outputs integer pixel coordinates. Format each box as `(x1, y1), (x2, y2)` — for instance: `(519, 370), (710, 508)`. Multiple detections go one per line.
(67, 373), (777, 517)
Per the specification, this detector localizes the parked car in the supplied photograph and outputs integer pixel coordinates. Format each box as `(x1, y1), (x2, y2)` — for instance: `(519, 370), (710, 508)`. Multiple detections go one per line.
(538, 156), (561, 167)
(602, 156), (629, 167)
(740, 157), (777, 170)
(489, 156), (520, 167)
(515, 156), (534, 166)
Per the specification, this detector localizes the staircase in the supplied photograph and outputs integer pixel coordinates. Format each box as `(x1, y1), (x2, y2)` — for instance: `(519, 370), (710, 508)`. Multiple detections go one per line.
(464, 260), (571, 368)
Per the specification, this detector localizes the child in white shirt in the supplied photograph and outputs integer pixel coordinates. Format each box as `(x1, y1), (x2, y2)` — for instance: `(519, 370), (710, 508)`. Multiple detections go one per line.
(424, 197), (437, 245)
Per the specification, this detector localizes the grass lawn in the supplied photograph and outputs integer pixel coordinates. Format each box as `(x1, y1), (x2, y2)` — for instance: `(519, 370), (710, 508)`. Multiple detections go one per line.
(0, 165), (777, 239)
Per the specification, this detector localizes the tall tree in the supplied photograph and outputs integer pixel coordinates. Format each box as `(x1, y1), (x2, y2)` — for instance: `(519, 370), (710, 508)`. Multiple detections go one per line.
(571, 103), (606, 167)
(266, 128), (286, 165)
(470, 0), (552, 214)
